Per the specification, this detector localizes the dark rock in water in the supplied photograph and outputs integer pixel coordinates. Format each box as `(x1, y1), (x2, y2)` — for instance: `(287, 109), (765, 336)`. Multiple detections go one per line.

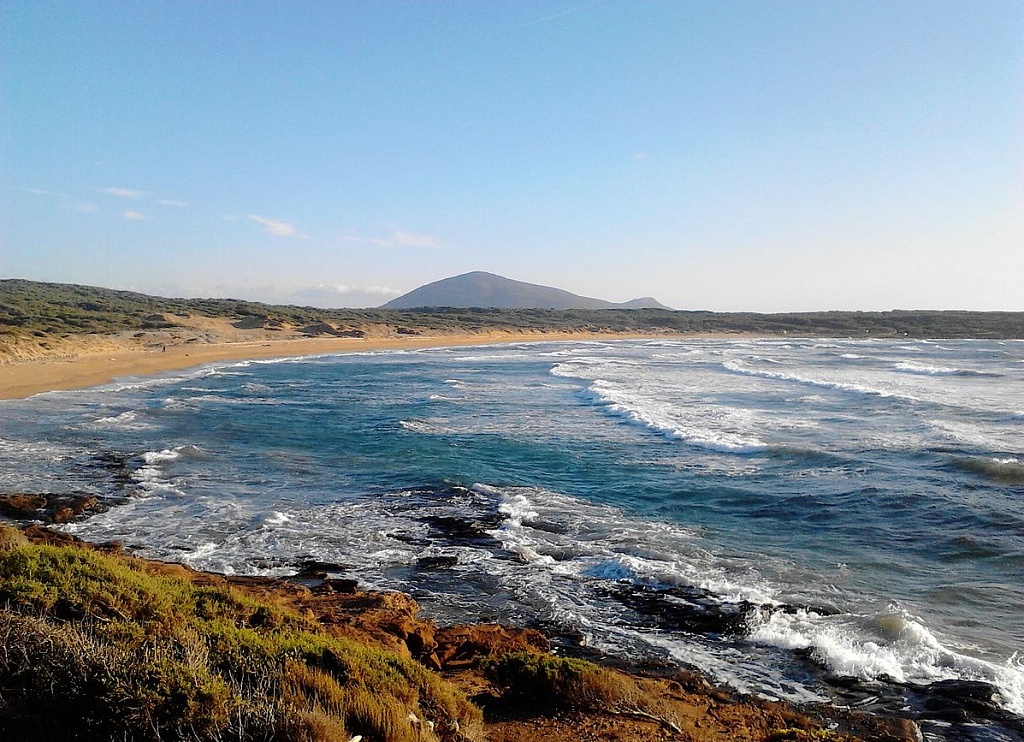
(0, 494), (49, 520)
(597, 582), (756, 637)
(914, 679), (1022, 727)
(928, 679), (998, 705)
(290, 561), (357, 593)
(523, 518), (568, 535)
(895, 679), (1024, 740)
(0, 493), (106, 523)
(390, 531), (429, 546)
(87, 452), (134, 484)
(417, 555), (460, 570)
(292, 560), (350, 580)
(321, 578), (359, 594)
(422, 514), (503, 548)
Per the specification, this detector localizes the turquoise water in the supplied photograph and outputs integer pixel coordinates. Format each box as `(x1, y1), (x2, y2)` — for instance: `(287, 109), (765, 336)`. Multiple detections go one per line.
(1, 338), (1022, 734)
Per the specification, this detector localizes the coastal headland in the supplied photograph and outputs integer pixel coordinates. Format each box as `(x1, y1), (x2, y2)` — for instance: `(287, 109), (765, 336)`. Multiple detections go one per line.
(0, 520), (922, 742)
(3, 281), (1022, 739)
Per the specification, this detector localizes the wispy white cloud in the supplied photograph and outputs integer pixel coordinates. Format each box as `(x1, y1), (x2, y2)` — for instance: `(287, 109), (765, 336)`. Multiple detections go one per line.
(283, 283), (403, 308)
(247, 214), (297, 237)
(123, 210), (148, 221)
(339, 229), (447, 250)
(101, 187), (147, 199)
(339, 234), (391, 247)
(392, 230), (444, 249)
(18, 186), (68, 198)
(329, 284), (401, 296)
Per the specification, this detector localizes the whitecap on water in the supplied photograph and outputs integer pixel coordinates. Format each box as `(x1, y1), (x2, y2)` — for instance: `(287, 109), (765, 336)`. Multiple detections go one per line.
(582, 379), (771, 452)
(399, 419), (452, 435)
(748, 606), (1024, 715)
(86, 410), (153, 431)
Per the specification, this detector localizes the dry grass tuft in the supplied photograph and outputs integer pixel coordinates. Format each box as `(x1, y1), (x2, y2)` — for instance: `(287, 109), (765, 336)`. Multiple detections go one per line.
(0, 524), (29, 551)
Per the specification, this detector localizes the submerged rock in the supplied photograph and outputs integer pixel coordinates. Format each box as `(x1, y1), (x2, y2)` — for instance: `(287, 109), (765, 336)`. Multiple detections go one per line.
(596, 582), (757, 637)
(422, 514), (503, 548)
(0, 492), (105, 523)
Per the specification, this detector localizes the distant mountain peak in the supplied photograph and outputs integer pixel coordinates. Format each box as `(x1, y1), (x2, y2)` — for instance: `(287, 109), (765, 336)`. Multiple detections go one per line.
(381, 272), (671, 310)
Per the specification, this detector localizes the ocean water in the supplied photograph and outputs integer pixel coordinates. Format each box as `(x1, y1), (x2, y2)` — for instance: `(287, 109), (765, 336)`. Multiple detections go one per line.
(1, 338), (1022, 737)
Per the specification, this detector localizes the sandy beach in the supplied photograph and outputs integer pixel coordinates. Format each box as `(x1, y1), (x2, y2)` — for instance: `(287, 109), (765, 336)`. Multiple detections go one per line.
(0, 317), (659, 400)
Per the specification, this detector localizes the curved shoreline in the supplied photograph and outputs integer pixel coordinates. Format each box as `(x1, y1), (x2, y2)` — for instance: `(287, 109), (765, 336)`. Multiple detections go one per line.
(4, 332), (1023, 739)
(0, 329), (666, 401)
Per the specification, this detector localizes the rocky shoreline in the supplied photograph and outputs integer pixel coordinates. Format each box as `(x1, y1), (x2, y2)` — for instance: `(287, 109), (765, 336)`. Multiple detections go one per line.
(2, 517), (927, 742)
(3, 471), (1022, 742)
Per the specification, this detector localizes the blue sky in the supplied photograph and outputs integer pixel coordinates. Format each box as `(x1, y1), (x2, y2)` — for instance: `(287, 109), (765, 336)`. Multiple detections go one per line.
(2, 1), (1022, 310)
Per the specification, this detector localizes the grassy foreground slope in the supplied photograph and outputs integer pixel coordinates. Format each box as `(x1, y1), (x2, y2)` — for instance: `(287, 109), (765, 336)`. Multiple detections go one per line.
(0, 526), (483, 742)
(2, 279), (1023, 339)
(0, 525), (917, 742)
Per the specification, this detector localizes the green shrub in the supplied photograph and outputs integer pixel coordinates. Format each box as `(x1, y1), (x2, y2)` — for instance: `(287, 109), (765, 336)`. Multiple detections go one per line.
(483, 651), (641, 711)
(0, 542), (483, 742)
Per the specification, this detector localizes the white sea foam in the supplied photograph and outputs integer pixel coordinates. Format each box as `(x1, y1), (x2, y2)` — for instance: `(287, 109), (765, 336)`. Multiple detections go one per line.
(893, 362), (995, 377)
(131, 447), (191, 497)
(929, 420), (1022, 452)
(723, 359), (920, 401)
(894, 362), (961, 375)
(582, 379), (770, 452)
(88, 410), (152, 430)
(399, 419), (451, 435)
(86, 365), (221, 394)
(142, 448), (181, 465)
(263, 511), (292, 526)
(478, 484), (774, 601)
(748, 606), (1024, 715)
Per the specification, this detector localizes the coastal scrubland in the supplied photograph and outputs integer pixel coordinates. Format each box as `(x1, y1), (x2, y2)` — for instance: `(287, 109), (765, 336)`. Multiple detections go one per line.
(3, 278), (1023, 343)
(0, 524), (918, 742)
